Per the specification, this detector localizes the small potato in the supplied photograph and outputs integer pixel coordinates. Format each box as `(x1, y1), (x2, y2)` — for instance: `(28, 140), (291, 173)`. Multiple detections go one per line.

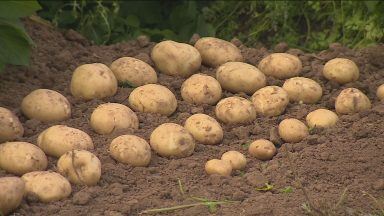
(57, 150), (101, 186)
(216, 62), (266, 94)
(278, 118), (309, 143)
(283, 77), (322, 104)
(0, 107), (24, 143)
(110, 57), (157, 87)
(194, 37), (243, 67)
(258, 53), (302, 79)
(0, 142), (47, 175)
(0, 177), (25, 215)
(151, 40), (201, 77)
(215, 96), (256, 124)
(323, 58), (359, 84)
(21, 89), (71, 122)
(129, 84), (177, 116)
(205, 159), (232, 176)
(109, 135), (151, 167)
(70, 63), (118, 100)
(306, 109), (338, 129)
(335, 88), (371, 114)
(251, 86), (289, 117)
(150, 123), (195, 158)
(184, 114), (223, 145)
(376, 84), (384, 100)
(22, 171), (71, 203)
(181, 73), (222, 105)
(37, 125), (94, 158)
(248, 139), (276, 161)
(221, 151), (246, 170)
(90, 103), (139, 135)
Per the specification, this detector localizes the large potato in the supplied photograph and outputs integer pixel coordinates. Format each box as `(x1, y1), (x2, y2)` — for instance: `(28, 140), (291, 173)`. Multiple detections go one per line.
(37, 125), (94, 158)
(150, 123), (195, 158)
(90, 103), (139, 134)
(215, 97), (256, 124)
(0, 142), (47, 175)
(109, 135), (151, 167)
(221, 151), (246, 170)
(335, 88), (371, 114)
(306, 109), (338, 129)
(194, 37), (243, 67)
(216, 62), (266, 94)
(151, 40), (201, 77)
(205, 159), (232, 176)
(181, 73), (222, 105)
(0, 107), (24, 143)
(21, 89), (71, 122)
(376, 84), (384, 101)
(110, 57), (157, 87)
(258, 53), (302, 79)
(70, 63), (117, 100)
(251, 86), (289, 117)
(278, 118), (309, 143)
(248, 139), (276, 161)
(282, 77), (322, 104)
(323, 58), (359, 84)
(128, 84), (177, 116)
(0, 177), (25, 215)
(184, 114), (223, 145)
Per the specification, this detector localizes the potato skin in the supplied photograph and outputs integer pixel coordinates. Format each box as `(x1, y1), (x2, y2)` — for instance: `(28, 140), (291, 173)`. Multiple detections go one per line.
(21, 89), (71, 122)
(323, 58), (359, 84)
(0, 142), (47, 175)
(181, 74), (222, 105)
(151, 40), (201, 77)
(282, 77), (322, 104)
(0, 107), (24, 143)
(184, 114), (223, 145)
(258, 53), (302, 79)
(221, 151), (246, 170)
(251, 86), (289, 117)
(248, 139), (276, 161)
(205, 159), (232, 176)
(335, 88), (371, 114)
(0, 177), (25, 215)
(215, 96), (256, 124)
(109, 135), (151, 167)
(376, 84), (384, 101)
(278, 118), (309, 143)
(306, 109), (338, 129)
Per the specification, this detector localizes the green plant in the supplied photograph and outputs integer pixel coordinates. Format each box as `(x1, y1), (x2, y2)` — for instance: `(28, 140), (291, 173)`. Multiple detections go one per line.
(255, 183), (274, 191)
(280, 186), (294, 194)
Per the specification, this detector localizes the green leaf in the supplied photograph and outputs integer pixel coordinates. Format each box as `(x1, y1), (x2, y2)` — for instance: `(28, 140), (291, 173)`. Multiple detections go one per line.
(0, 60), (5, 72)
(0, 0), (41, 19)
(280, 186), (293, 193)
(125, 15), (140, 28)
(255, 183), (274, 191)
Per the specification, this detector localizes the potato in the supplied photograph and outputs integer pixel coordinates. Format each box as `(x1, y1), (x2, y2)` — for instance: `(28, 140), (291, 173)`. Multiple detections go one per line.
(248, 139), (276, 161)
(215, 96), (256, 124)
(70, 63), (117, 100)
(278, 118), (309, 143)
(216, 62), (266, 94)
(150, 123), (195, 158)
(205, 159), (232, 176)
(194, 37), (243, 67)
(151, 40), (201, 77)
(306, 109), (338, 129)
(0, 142), (47, 175)
(0, 107), (24, 143)
(323, 58), (359, 84)
(90, 103), (139, 134)
(128, 84), (177, 116)
(22, 171), (71, 203)
(335, 88), (371, 114)
(110, 57), (157, 87)
(21, 89), (71, 122)
(251, 86), (289, 117)
(258, 53), (302, 79)
(282, 77), (322, 104)
(109, 135), (151, 167)
(57, 150), (101, 186)
(184, 114), (223, 145)
(221, 151), (246, 170)
(376, 84), (384, 100)
(181, 73), (222, 105)
(0, 177), (25, 215)
(37, 125), (94, 158)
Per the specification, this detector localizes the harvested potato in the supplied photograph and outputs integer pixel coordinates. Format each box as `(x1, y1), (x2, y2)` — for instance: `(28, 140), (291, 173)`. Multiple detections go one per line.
(110, 57), (157, 87)
(251, 86), (289, 117)
(194, 37), (243, 67)
(22, 171), (71, 203)
(129, 84), (177, 116)
(109, 135), (151, 167)
(181, 73), (222, 105)
(323, 58), (359, 84)
(335, 88), (371, 114)
(37, 125), (94, 158)
(221, 151), (246, 170)
(258, 53), (302, 79)
(306, 109), (338, 129)
(150, 123), (195, 158)
(151, 40), (201, 77)
(0, 177), (25, 216)
(216, 62), (266, 94)
(248, 139), (276, 161)
(205, 159), (232, 176)
(90, 103), (139, 134)
(278, 118), (309, 143)
(215, 96), (256, 124)
(282, 77), (322, 104)
(0, 107), (24, 143)
(0, 142), (47, 175)
(376, 84), (384, 100)
(184, 114), (223, 145)
(70, 63), (117, 100)
(57, 150), (101, 186)
(21, 89), (71, 122)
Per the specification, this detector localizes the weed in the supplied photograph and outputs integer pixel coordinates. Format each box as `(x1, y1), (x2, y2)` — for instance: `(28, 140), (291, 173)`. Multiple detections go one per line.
(255, 183), (274, 191)
(280, 186), (294, 194)
(241, 142), (251, 150)
(362, 191), (384, 216)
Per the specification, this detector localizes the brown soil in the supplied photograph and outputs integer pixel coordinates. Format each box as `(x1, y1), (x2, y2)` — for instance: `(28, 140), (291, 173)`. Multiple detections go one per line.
(1, 19), (384, 216)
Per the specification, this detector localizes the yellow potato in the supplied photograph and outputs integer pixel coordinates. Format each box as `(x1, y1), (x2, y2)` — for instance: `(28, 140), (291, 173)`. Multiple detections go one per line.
(376, 84), (384, 101)
(335, 88), (371, 114)
(323, 58), (359, 84)
(221, 151), (246, 170)
(181, 73), (222, 105)
(278, 118), (309, 143)
(0, 177), (25, 215)
(109, 135), (151, 167)
(0, 107), (24, 143)
(306, 109), (338, 129)
(251, 86), (289, 117)
(258, 53), (302, 79)
(248, 139), (276, 161)
(215, 96), (256, 124)
(282, 77), (322, 104)
(205, 159), (232, 176)
(184, 114), (223, 145)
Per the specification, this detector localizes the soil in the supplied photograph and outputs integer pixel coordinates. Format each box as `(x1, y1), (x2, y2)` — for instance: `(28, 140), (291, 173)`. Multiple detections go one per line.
(1, 19), (384, 216)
